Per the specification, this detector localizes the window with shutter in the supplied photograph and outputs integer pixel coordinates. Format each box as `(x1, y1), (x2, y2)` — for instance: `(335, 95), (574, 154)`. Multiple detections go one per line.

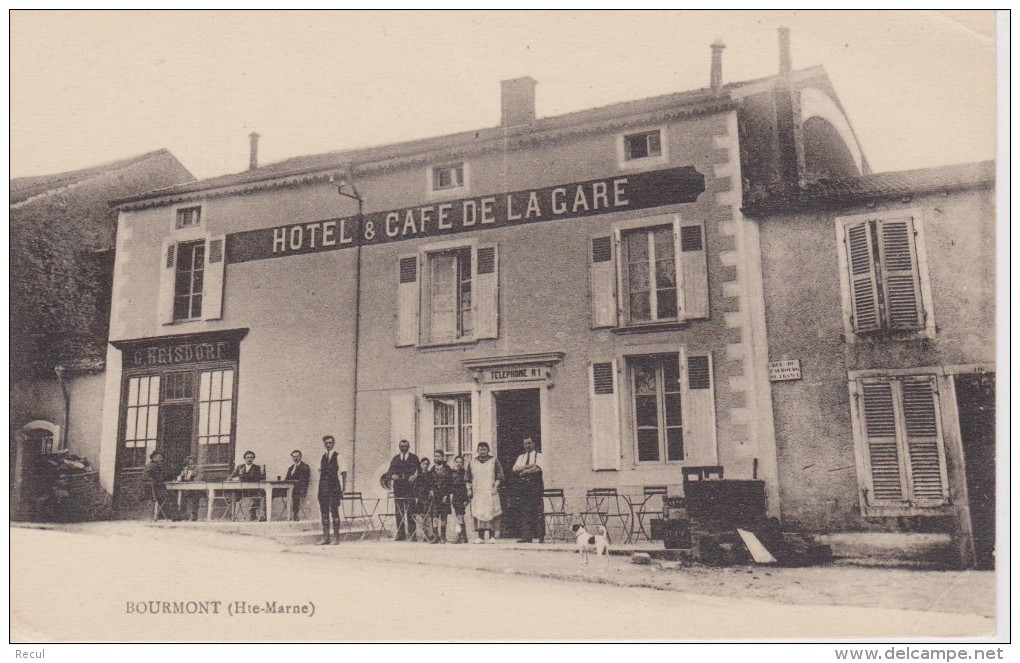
(854, 375), (948, 513)
(839, 213), (930, 338)
(589, 361), (621, 470)
(203, 235), (226, 320)
(396, 255), (420, 347)
(590, 236), (617, 328)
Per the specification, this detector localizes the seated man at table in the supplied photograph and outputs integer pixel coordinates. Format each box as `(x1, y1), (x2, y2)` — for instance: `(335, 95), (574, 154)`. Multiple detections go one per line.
(229, 450), (264, 520)
(284, 449), (311, 520)
(175, 455), (201, 521)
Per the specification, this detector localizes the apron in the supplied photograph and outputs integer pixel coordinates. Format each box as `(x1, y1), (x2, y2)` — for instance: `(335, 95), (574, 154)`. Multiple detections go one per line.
(470, 457), (501, 522)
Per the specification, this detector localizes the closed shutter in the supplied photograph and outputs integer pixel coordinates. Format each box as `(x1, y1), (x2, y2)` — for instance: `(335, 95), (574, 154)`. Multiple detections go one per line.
(396, 254), (419, 347)
(877, 218), (924, 330)
(390, 392), (418, 456)
(589, 235), (617, 328)
(680, 222), (709, 319)
(202, 234), (226, 320)
(475, 243), (499, 339)
(157, 239), (177, 324)
(589, 360), (621, 470)
(900, 377), (948, 505)
(845, 221), (881, 333)
(859, 380), (906, 504)
(681, 352), (717, 464)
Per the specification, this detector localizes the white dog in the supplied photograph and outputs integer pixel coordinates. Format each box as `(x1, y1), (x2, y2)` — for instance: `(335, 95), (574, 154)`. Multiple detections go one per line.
(571, 524), (609, 564)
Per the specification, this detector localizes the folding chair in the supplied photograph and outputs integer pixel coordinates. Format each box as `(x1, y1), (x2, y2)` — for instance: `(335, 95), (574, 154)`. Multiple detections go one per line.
(542, 489), (571, 542)
(631, 486), (668, 543)
(578, 488), (632, 544)
(340, 492), (378, 541)
(148, 486), (174, 522)
(411, 502), (437, 543)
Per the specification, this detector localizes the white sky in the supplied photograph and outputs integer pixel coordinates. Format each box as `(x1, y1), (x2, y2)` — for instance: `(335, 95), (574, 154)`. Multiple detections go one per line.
(10, 10), (997, 181)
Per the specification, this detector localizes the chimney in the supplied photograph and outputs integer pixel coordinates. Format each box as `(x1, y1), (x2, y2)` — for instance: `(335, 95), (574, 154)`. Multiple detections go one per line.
(248, 132), (261, 170)
(710, 40), (726, 94)
(500, 77), (537, 127)
(778, 26), (792, 76)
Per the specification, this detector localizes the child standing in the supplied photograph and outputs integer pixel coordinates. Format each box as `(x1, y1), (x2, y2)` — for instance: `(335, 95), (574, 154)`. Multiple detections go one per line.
(450, 455), (470, 543)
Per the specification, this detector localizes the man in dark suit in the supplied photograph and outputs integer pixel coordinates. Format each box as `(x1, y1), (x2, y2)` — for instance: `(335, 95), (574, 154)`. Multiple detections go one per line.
(229, 450), (264, 520)
(141, 450), (172, 521)
(284, 449), (311, 521)
(386, 439), (419, 541)
(318, 435), (343, 545)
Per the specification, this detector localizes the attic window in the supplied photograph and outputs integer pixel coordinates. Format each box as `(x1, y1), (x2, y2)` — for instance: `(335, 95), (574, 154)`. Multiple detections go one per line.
(624, 131), (662, 161)
(432, 163), (465, 191)
(176, 206), (202, 229)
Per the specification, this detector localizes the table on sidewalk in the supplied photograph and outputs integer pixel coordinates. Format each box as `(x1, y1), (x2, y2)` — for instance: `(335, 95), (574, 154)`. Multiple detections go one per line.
(166, 480), (295, 522)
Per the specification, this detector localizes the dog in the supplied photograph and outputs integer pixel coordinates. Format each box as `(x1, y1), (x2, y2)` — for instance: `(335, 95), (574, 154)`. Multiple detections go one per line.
(571, 523), (609, 564)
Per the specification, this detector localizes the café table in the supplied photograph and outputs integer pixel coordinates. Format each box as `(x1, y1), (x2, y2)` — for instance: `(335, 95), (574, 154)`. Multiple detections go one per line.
(165, 480), (295, 522)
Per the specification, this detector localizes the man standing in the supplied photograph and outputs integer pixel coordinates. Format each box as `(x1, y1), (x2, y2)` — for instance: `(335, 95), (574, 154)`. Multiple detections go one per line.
(512, 437), (545, 543)
(386, 439), (419, 541)
(285, 450), (311, 521)
(318, 436), (343, 545)
(141, 451), (171, 521)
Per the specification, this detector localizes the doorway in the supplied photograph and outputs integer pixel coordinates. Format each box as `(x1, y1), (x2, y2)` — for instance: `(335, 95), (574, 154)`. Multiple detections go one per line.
(955, 373), (995, 569)
(493, 388), (542, 539)
(160, 403), (194, 480)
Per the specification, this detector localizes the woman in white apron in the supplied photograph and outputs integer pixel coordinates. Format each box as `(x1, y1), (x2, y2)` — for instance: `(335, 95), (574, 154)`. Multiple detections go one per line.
(465, 442), (504, 544)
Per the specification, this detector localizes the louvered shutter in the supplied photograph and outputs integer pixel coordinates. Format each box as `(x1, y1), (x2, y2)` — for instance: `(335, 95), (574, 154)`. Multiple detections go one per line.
(859, 380), (907, 504)
(900, 377), (948, 505)
(589, 235), (617, 328)
(475, 243), (499, 339)
(877, 218), (924, 330)
(202, 234), (226, 320)
(390, 392), (418, 456)
(681, 352), (718, 464)
(157, 239), (177, 324)
(396, 254), (420, 347)
(845, 221), (881, 333)
(589, 360), (621, 470)
(680, 222), (709, 319)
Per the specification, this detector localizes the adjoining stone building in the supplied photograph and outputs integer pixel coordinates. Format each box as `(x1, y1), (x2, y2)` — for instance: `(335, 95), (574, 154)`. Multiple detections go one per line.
(10, 150), (194, 520)
(96, 34), (995, 566)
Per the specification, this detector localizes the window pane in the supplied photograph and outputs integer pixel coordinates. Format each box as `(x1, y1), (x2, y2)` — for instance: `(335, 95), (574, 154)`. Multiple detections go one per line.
(664, 393), (682, 427)
(637, 429), (660, 461)
(191, 294), (202, 318)
(198, 402), (209, 436)
(210, 399), (221, 434)
(193, 245), (205, 269)
(192, 270), (204, 294)
(635, 395), (659, 427)
(199, 372), (211, 401)
(666, 427), (684, 461)
(125, 408), (138, 442)
(655, 257), (676, 288)
(628, 262), (651, 291)
(647, 131), (661, 156)
(625, 232), (648, 261)
(662, 356), (680, 390)
(146, 405), (160, 440)
(630, 293), (651, 321)
(652, 227), (673, 258)
(211, 371), (223, 400)
(219, 401), (232, 435)
(221, 370), (234, 400)
(174, 296), (190, 321)
(657, 288), (678, 319)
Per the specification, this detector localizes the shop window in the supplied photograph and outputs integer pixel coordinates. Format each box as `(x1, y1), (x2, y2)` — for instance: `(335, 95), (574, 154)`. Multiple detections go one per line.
(395, 242), (499, 347)
(159, 234), (226, 324)
(837, 212), (933, 339)
(122, 375), (161, 469)
(590, 215), (708, 329)
(851, 375), (949, 514)
(197, 369), (234, 465)
(430, 394), (473, 462)
(588, 351), (716, 470)
(624, 130), (662, 161)
(175, 205), (202, 229)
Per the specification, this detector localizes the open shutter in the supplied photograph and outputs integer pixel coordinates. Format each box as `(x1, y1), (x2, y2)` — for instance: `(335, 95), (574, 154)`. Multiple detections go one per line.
(475, 243), (499, 339)
(589, 360), (621, 470)
(681, 352), (718, 464)
(202, 234), (226, 320)
(157, 239), (177, 324)
(900, 377), (948, 506)
(845, 221), (881, 333)
(390, 392), (418, 456)
(680, 222), (709, 319)
(396, 254), (420, 347)
(859, 380), (907, 505)
(877, 218), (924, 330)
(590, 235), (617, 328)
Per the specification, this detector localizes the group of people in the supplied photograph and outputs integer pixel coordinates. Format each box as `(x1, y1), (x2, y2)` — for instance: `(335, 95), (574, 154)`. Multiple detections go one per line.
(385, 436), (546, 544)
(141, 433), (548, 547)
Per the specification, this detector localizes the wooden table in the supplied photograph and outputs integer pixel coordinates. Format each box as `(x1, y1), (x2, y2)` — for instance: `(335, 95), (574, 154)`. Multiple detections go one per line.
(165, 480), (295, 522)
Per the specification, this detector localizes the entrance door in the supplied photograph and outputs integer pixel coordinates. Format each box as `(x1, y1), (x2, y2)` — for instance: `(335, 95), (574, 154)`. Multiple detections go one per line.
(160, 403), (195, 480)
(493, 388), (541, 539)
(955, 373), (995, 569)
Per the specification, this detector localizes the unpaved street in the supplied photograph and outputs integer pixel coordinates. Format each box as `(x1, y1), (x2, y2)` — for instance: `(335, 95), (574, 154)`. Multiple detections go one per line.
(10, 524), (995, 641)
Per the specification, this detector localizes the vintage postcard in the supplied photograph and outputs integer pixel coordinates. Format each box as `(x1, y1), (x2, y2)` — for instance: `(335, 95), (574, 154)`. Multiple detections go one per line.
(9, 9), (1002, 651)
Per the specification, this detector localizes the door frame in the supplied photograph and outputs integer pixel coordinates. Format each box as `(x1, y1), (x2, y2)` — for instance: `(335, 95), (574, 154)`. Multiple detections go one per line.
(482, 382), (551, 477)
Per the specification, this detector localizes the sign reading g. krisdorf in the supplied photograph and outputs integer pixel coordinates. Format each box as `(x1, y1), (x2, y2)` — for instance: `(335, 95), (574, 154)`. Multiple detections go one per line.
(226, 166), (704, 264)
